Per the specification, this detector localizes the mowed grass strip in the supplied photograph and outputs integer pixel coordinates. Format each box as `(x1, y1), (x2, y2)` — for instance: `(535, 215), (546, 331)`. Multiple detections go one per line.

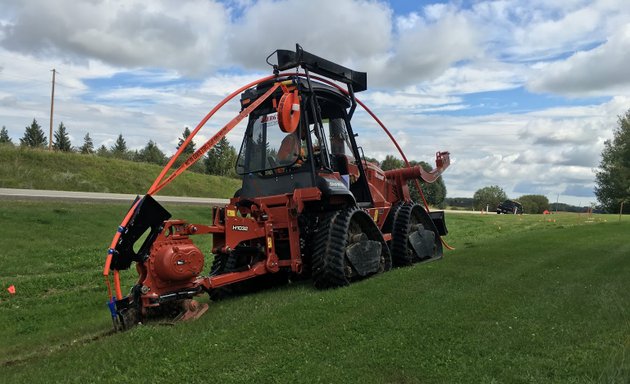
(0, 204), (628, 383)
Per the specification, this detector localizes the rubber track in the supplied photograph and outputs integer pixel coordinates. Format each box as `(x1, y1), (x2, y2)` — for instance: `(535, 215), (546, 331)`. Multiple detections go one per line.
(312, 207), (391, 289)
(312, 209), (350, 289)
(391, 203), (414, 267)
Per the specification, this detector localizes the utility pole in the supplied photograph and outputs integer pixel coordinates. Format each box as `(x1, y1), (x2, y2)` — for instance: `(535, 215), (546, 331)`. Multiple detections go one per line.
(49, 68), (56, 150)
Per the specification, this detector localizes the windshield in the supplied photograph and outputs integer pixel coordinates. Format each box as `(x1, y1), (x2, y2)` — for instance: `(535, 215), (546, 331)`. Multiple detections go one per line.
(236, 111), (301, 175)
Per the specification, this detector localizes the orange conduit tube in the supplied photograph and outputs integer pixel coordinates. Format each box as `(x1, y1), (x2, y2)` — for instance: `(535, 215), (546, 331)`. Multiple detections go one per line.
(104, 198), (142, 300)
(147, 74), (278, 195)
(151, 82), (282, 195)
(105, 71), (457, 302)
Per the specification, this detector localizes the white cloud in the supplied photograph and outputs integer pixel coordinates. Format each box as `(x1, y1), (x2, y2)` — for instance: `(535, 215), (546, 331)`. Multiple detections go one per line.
(527, 24), (630, 96)
(0, 0), (229, 75)
(519, 118), (604, 146)
(362, 90), (462, 110)
(421, 61), (526, 95)
(228, 0), (392, 71)
(198, 73), (269, 97)
(372, 7), (481, 87)
(357, 94), (627, 204)
(470, 0), (630, 62)
(510, 5), (601, 59)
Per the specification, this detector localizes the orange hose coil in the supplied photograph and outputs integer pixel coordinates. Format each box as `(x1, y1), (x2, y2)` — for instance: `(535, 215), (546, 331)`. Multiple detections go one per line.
(278, 90), (301, 133)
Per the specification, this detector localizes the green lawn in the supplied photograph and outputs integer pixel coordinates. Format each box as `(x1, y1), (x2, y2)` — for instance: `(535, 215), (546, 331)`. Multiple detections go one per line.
(0, 203), (628, 383)
(0, 144), (240, 198)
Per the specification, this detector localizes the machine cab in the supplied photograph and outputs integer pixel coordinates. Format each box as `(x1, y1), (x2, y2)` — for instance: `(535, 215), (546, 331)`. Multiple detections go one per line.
(235, 78), (371, 205)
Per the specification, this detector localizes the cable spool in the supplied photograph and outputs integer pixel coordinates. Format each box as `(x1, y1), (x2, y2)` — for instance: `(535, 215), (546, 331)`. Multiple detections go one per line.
(278, 91), (300, 133)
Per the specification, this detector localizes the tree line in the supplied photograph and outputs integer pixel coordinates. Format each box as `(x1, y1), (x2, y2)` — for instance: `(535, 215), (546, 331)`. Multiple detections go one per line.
(470, 185), (551, 214)
(445, 194), (590, 213)
(0, 119), (238, 177)
(3, 119), (448, 205)
(5, 106), (628, 212)
(444, 108), (630, 214)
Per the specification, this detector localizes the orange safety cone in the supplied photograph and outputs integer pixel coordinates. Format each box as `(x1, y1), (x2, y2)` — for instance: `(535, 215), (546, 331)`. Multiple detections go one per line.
(7, 285), (16, 295)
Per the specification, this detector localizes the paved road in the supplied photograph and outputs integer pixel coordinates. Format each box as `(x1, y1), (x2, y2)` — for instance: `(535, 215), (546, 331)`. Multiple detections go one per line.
(0, 188), (229, 206)
(443, 209), (485, 215)
(0, 188), (487, 213)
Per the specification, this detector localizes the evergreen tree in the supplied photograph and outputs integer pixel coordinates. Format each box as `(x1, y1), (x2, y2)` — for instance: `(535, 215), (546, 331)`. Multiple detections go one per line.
(52, 122), (72, 152)
(79, 133), (95, 154)
(174, 126), (202, 170)
(0, 126), (13, 145)
(595, 109), (630, 213)
(177, 126), (196, 155)
(110, 134), (129, 159)
(96, 144), (110, 157)
(205, 137), (237, 177)
(20, 119), (47, 148)
(177, 126), (211, 172)
(136, 140), (167, 165)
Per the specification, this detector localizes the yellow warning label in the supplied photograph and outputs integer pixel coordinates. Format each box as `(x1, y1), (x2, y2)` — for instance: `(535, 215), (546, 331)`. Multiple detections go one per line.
(226, 209), (236, 217)
(267, 237), (273, 249)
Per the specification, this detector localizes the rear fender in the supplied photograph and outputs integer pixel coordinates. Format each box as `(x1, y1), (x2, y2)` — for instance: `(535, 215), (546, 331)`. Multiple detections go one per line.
(428, 210), (448, 236)
(411, 206), (442, 236)
(316, 175), (356, 206)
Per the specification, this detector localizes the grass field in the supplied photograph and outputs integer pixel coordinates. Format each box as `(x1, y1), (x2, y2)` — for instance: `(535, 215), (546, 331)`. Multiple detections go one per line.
(0, 144), (240, 198)
(0, 201), (628, 383)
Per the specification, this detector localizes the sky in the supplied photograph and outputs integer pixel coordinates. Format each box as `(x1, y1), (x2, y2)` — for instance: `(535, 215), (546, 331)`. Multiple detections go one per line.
(1, 0), (630, 206)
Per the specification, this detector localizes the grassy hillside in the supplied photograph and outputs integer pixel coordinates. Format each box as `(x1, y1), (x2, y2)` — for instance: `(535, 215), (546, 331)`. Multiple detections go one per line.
(0, 144), (241, 198)
(0, 203), (628, 383)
